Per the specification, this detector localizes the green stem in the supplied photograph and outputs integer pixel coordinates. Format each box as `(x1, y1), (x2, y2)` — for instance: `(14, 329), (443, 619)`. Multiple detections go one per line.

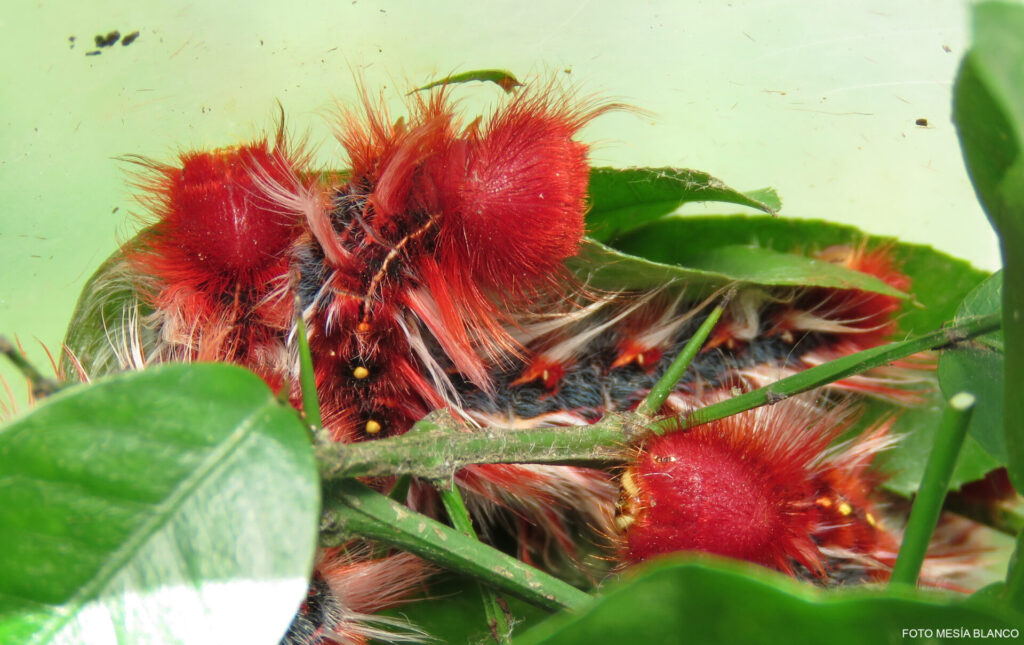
(665, 312), (1001, 433)
(294, 302), (323, 433)
(319, 314), (1001, 481)
(636, 289), (731, 417)
(388, 474), (412, 503)
(321, 478), (592, 612)
(889, 392), (975, 587)
(1003, 244), (1024, 494)
(0, 336), (60, 398)
(437, 482), (512, 642)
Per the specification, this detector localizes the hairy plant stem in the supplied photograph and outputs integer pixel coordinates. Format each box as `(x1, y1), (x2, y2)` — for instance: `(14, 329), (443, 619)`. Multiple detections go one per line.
(319, 313), (1002, 481)
(890, 392), (975, 587)
(319, 411), (631, 479)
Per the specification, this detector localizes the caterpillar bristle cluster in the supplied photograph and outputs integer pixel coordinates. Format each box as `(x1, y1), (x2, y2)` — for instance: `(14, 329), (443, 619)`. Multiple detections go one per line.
(119, 128), (313, 390)
(615, 396), (900, 582)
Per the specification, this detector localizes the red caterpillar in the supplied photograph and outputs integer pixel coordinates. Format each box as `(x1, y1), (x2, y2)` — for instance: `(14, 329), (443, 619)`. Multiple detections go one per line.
(64, 79), (962, 643)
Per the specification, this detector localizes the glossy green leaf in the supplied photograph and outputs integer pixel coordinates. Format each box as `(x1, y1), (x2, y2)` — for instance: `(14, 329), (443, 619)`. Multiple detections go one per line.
(939, 273), (1005, 462)
(514, 557), (1024, 645)
(585, 167), (779, 243)
(0, 364), (319, 645)
(954, 1), (1024, 493)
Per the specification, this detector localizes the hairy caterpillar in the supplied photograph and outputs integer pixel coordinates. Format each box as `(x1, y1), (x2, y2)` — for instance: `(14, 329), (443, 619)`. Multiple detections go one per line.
(61, 78), (972, 644)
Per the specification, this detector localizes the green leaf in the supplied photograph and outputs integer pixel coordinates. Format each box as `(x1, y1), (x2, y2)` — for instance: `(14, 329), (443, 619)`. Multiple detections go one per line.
(377, 575), (549, 644)
(682, 245), (905, 295)
(0, 364), (319, 645)
(514, 557), (1024, 645)
(1006, 529), (1024, 614)
(875, 395), (1001, 497)
(939, 273), (1005, 462)
(742, 187), (783, 212)
(60, 236), (155, 382)
(609, 215), (987, 334)
(585, 167), (778, 243)
(569, 238), (905, 297)
(954, 1), (1024, 493)
(413, 69), (522, 93)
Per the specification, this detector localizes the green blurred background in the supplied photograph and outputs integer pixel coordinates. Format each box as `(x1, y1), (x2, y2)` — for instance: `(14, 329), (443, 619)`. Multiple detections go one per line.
(0, 0), (1000, 413)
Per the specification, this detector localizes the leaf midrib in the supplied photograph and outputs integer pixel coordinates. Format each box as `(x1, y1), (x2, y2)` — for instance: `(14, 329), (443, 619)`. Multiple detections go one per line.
(30, 400), (273, 644)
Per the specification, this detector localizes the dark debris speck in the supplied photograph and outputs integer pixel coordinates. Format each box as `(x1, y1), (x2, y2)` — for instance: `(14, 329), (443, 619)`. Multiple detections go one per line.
(94, 30), (121, 47)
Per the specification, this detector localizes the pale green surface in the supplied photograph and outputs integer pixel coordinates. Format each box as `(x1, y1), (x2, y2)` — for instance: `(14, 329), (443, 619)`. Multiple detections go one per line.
(0, 0), (1000, 411)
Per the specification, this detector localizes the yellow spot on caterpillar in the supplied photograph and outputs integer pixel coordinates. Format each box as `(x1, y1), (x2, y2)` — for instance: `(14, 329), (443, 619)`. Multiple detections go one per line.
(815, 497), (833, 508)
(838, 502), (853, 516)
(357, 322), (371, 333)
(621, 470), (640, 498)
(353, 366), (370, 379)
(865, 512), (876, 527)
(365, 419), (382, 434)
(542, 369), (550, 382)
(637, 353), (645, 367)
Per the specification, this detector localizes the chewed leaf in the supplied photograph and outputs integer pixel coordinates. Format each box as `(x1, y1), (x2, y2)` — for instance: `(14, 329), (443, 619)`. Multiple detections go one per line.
(0, 364), (319, 645)
(585, 167), (779, 243)
(741, 187), (783, 212)
(413, 69), (523, 93)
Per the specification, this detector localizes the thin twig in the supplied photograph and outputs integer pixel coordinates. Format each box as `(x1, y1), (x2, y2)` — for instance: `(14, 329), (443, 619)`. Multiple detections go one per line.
(293, 299), (324, 440)
(0, 336), (61, 398)
(436, 481), (513, 642)
(636, 288), (733, 417)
